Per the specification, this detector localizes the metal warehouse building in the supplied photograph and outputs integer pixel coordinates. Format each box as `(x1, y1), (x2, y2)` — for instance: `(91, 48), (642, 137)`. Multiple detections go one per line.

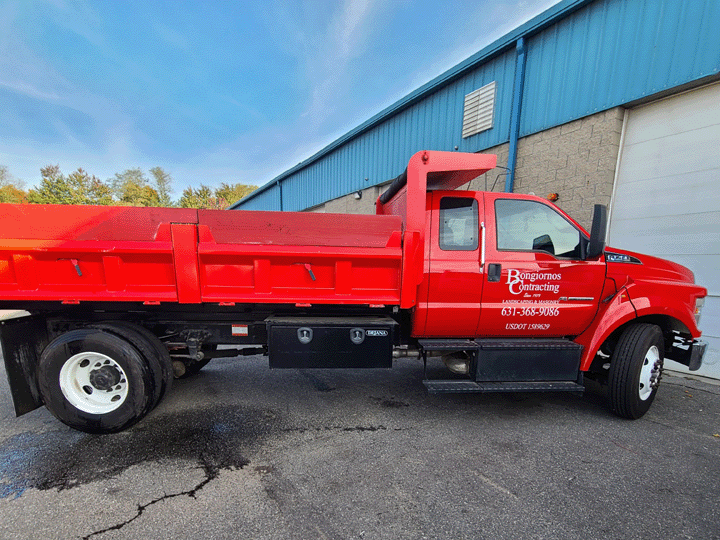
(232, 0), (720, 378)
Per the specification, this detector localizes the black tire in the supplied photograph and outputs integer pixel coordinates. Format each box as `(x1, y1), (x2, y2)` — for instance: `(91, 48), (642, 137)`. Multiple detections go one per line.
(93, 322), (173, 410)
(608, 323), (664, 419)
(37, 329), (153, 433)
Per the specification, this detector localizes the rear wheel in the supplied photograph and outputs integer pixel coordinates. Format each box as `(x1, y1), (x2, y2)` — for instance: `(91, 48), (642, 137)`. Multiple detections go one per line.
(93, 322), (173, 410)
(608, 323), (664, 419)
(38, 329), (153, 433)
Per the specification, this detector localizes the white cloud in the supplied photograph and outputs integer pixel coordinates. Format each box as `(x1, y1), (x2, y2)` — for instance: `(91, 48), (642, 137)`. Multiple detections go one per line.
(37, 0), (107, 51)
(270, 0), (387, 127)
(154, 23), (191, 52)
(0, 80), (61, 102)
(333, 0), (376, 59)
(0, 14), (74, 104)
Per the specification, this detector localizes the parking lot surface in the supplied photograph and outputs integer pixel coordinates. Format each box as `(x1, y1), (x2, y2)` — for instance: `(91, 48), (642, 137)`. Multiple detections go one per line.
(1, 351), (719, 540)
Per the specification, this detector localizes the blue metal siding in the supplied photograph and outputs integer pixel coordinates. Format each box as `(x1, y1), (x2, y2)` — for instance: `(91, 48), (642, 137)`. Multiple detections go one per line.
(235, 0), (720, 211)
(236, 182), (280, 211)
(521, 0), (720, 135)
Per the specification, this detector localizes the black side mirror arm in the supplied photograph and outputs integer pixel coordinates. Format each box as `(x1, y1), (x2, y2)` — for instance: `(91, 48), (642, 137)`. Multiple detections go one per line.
(585, 204), (608, 260)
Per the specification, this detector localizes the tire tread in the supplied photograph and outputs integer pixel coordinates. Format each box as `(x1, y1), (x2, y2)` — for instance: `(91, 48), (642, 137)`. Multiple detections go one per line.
(95, 322), (173, 407)
(608, 323), (663, 419)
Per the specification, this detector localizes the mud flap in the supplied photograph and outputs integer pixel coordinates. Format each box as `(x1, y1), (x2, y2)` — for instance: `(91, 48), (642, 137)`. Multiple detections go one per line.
(0, 314), (49, 416)
(667, 336), (707, 372)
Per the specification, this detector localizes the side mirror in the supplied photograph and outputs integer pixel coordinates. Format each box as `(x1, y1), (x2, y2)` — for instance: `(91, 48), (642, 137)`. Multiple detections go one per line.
(586, 204), (607, 259)
(532, 234), (555, 255)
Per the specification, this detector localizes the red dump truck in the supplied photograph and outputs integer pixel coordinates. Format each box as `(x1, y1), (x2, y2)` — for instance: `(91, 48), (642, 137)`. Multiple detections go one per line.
(0, 151), (708, 433)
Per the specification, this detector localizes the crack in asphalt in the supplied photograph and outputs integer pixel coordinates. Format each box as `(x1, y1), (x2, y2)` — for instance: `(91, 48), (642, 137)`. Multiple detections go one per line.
(280, 424), (403, 433)
(81, 454), (247, 540)
(81, 423), (400, 538)
(0, 406), (274, 500)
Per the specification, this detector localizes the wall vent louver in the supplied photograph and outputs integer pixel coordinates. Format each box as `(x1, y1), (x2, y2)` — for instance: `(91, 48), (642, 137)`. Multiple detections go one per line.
(462, 81), (496, 138)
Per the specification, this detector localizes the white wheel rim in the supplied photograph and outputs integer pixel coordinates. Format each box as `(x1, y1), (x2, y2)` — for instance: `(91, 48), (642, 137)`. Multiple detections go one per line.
(59, 352), (129, 414)
(638, 345), (660, 401)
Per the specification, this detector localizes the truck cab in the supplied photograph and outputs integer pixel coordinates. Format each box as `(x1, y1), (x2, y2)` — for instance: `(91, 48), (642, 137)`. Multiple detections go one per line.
(378, 151), (706, 419)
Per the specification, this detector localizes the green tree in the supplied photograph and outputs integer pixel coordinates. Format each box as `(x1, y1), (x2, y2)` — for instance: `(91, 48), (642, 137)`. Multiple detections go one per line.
(28, 165), (113, 205)
(0, 165), (28, 203)
(214, 183), (257, 208)
(178, 184), (220, 209)
(111, 168), (160, 206)
(178, 182), (258, 209)
(149, 167), (173, 207)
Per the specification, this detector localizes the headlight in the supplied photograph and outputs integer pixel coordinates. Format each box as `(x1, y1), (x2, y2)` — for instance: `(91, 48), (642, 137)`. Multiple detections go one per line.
(695, 297), (705, 325)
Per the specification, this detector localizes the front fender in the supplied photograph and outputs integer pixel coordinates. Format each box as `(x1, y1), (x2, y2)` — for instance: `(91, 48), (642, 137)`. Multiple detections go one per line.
(575, 286), (637, 371)
(576, 279), (705, 371)
(625, 280), (704, 337)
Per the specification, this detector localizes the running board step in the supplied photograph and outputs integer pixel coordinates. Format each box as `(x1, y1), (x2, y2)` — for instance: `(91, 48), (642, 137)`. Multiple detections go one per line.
(417, 339), (479, 351)
(424, 380), (585, 394)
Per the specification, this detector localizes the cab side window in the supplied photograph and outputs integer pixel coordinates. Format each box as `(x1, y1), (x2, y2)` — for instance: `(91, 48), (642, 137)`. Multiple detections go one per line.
(439, 197), (478, 251)
(495, 199), (582, 258)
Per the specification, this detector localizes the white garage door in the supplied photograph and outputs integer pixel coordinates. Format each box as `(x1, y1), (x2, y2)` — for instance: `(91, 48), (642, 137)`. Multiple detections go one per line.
(608, 82), (720, 379)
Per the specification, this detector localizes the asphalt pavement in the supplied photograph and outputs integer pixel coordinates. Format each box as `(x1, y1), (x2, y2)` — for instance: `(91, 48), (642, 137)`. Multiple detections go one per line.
(1, 349), (719, 540)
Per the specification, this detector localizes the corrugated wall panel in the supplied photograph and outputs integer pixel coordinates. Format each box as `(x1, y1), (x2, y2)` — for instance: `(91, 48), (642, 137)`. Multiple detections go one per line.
(521, 0), (720, 135)
(237, 182), (280, 211)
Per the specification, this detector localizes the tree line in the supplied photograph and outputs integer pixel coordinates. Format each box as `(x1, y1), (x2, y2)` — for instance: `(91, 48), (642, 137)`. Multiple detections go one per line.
(0, 164), (257, 209)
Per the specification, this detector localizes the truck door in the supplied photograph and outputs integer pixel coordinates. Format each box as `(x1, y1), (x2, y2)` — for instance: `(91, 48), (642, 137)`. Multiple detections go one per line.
(478, 194), (606, 337)
(422, 192), (485, 337)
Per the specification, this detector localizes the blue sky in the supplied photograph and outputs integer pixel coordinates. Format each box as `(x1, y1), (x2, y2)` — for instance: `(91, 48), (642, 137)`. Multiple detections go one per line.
(0, 0), (558, 197)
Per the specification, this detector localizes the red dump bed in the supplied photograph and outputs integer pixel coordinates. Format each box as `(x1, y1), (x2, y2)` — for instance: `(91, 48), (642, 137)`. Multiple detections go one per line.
(0, 151), (498, 309)
(0, 204), (403, 306)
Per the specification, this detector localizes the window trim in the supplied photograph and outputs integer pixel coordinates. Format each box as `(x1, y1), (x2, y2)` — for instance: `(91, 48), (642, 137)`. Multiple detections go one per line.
(439, 196), (479, 252)
(493, 198), (588, 260)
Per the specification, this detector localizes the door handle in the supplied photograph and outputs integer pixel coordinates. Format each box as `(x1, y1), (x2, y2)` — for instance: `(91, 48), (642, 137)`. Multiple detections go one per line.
(488, 263), (502, 282)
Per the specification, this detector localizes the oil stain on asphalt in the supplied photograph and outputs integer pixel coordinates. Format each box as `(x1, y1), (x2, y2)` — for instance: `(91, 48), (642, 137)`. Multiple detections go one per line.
(0, 404), (279, 499)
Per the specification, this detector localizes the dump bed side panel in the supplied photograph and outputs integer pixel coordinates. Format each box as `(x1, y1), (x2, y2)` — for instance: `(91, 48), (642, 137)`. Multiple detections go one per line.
(197, 210), (403, 305)
(0, 204), (404, 306)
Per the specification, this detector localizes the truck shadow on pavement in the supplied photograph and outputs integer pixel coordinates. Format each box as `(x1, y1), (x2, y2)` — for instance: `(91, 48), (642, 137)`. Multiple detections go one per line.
(0, 357), (611, 501)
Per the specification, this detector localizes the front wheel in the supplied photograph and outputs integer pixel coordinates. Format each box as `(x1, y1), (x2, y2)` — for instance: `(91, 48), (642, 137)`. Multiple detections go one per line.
(38, 329), (153, 433)
(608, 323), (664, 419)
